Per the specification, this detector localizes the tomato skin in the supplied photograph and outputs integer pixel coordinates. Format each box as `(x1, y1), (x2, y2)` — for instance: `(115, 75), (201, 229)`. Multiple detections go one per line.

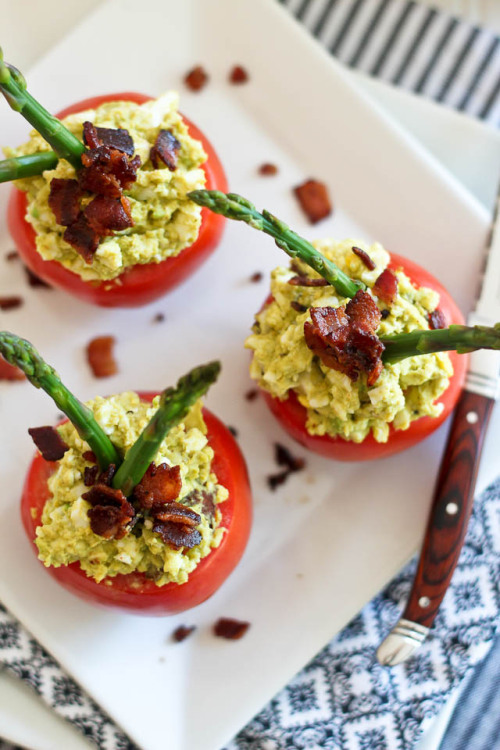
(260, 253), (468, 461)
(21, 399), (252, 615)
(8, 92), (227, 308)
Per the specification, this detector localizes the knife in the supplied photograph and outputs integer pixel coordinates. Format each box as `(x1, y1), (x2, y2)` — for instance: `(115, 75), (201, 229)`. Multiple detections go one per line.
(377, 191), (500, 667)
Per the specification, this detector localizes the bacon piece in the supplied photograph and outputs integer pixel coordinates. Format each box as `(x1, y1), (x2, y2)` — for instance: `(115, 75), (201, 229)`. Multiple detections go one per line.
(82, 450), (97, 463)
(245, 388), (258, 401)
(0, 358), (25, 381)
(28, 426), (69, 461)
(82, 122), (134, 155)
(258, 163), (278, 176)
(24, 266), (51, 288)
(373, 268), (398, 306)
(304, 290), (384, 385)
(171, 625), (196, 642)
(429, 308), (447, 330)
(133, 463), (182, 509)
(6, 250), (18, 261)
(291, 301), (308, 313)
(288, 275), (329, 287)
(184, 65), (208, 91)
(98, 463), (116, 487)
(250, 272), (263, 283)
(149, 130), (181, 171)
(83, 483), (134, 540)
(84, 465), (99, 487)
(352, 246), (376, 271)
(80, 146), (140, 195)
(152, 520), (202, 549)
(229, 65), (249, 84)
(63, 214), (100, 263)
(293, 179), (332, 224)
(84, 195), (133, 234)
(48, 178), (82, 227)
(213, 618), (250, 640)
(0, 296), (23, 311)
(153, 502), (200, 526)
(275, 443), (305, 473)
(267, 470), (289, 491)
(87, 336), (118, 378)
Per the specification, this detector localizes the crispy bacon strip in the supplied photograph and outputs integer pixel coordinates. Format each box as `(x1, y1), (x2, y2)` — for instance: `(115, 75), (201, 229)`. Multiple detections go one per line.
(83, 122), (134, 155)
(84, 195), (133, 234)
(304, 290), (384, 385)
(63, 214), (100, 263)
(48, 178), (82, 226)
(153, 502), (200, 525)
(149, 130), (181, 170)
(293, 179), (332, 224)
(87, 336), (118, 378)
(288, 275), (329, 287)
(352, 246), (376, 271)
(373, 268), (398, 306)
(83, 483), (135, 540)
(28, 426), (69, 461)
(133, 463), (182, 509)
(152, 520), (202, 549)
(429, 308), (447, 330)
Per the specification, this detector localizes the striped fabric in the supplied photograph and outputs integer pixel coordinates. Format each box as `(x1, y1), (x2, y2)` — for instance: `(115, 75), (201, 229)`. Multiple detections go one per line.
(278, 0), (500, 126)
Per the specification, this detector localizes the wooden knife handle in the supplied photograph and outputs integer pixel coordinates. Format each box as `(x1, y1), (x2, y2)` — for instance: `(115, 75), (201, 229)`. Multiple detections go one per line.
(402, 390), (495, 628)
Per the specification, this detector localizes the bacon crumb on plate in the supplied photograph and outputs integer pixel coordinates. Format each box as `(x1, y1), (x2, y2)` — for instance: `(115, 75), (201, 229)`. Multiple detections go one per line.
(229, 65), (249, 84)
(245, 388), (259, 401)
(24, 266), (51, 288)
(28, 426), (69, 462)
(5, 250), (18, 261)
(171, 625), (196, 643)
(0, 296), (23, 311)
(86, 336), (118, 378)
(258, 163), (278, 176)
(250, 272), (263, 283)
(213, 617), (250, 640)
(293, 179), (332, 224)
(184, 65), (209, 92)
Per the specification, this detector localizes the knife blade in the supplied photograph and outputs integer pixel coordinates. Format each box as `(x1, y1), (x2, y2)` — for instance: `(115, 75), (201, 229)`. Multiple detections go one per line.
(377, 189), (500, 667)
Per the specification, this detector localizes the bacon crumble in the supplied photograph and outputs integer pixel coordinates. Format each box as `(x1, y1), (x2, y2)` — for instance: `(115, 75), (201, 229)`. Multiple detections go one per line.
(291, 301), (308, 313)
(293, 179), (332, 224)
(150, 130), (181, 170)
(63, 215), (100, 263)
(134, 463), (182, 509)
(352, 246), (376, 271)
(83, 465), (99, 487)
(83, 482), (135, 540)
(28, 426), (69, 461)
(304, 290), (384, 386)
(84, 195), (133, 234)
(184, 65), (208, 92)
(373, 268), (398, 306)
(258, 163), (278, 176)
(24, 266), (51, 288)
(83, 122), (135, 155)
(87, 336), (118, 378)
(0, 296), (23, 311)
(48, 178), (82, 226)
(250, 272), (263, 283)
(6, 250), (18, 261)
(171, 625), (196, 642)
(245, 388), (259, 401)
(213, 618), (250, 640)
(429, 309), (447, 330)
(229, 65), (249, 84)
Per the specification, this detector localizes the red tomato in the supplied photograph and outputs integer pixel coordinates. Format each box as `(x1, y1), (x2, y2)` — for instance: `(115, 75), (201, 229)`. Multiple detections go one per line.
(21, 397), (252, 615)
(8, 92), (227, 308)
(260, 253), (468, 461)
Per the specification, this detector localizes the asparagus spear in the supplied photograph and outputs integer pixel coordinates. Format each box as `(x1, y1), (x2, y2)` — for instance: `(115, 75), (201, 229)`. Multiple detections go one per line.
(0, 332), (121, 469)
(0, 152), (58, 183)
(113, 361), (221, 497)
(0, 49), (84, 169)
(381, 323), (500, 364)
(188, 190), (364, 299)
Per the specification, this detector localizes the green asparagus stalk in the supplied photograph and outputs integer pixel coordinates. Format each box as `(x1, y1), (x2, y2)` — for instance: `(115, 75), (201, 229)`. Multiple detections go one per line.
(0, 151), (58, 182)
(381, 323), (500, 364)
(113, 361), (221, 497)
(188, 190), (364, 299)
(0, 332), (121, 469)
(0, 49), (84, 169)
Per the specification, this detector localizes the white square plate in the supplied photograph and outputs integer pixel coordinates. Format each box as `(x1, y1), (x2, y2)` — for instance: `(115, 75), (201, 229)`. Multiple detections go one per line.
(0, 2), (496, 749)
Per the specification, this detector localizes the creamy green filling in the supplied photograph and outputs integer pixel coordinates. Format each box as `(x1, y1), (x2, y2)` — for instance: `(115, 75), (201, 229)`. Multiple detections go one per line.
(246, 239), (453, 443)
(35, 393), (227, 585)
(7, 93), (207, 281)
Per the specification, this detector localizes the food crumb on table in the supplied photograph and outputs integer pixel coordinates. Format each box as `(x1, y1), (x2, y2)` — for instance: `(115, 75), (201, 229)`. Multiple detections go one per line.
(0, 295), (23, 311)
(250, 271), (263, 283)
(86, 335), (118, 378)
(171, 625), (197, 643)
(229, 65), (249, 84)
(184, 65), (209, 91)
(258, 162), (278, 176)
(293, 178), (332, 224)
(213, 617), (250, 640)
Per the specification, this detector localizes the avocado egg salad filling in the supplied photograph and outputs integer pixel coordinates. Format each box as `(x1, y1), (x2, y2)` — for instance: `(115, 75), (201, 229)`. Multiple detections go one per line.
(246, 239), (453, 444)
(7, 93), (207, 281)
(35, 393), (227, 585)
